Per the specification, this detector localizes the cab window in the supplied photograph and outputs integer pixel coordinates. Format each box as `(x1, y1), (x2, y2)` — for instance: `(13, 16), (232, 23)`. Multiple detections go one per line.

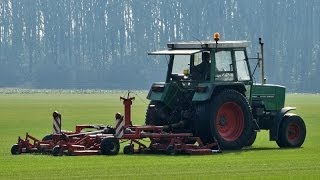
(235, 51), (250, 81)
(215, 50), (234, 81)
(191, 51), (211, 80)
(172, 55), (189, 74)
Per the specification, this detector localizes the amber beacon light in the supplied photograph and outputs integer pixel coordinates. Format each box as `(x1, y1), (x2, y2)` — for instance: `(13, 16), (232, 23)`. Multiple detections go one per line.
(213, 32), (220, 42)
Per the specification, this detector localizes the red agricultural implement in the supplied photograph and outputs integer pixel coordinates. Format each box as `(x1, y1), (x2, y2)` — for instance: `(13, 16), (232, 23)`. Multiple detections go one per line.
(11, 93), (221, 156)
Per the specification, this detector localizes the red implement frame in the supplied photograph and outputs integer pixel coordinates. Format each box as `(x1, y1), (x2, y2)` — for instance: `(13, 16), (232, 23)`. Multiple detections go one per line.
(118, 93), (220, 155)
(11, 93), (221, 156)
(12, 127), (113, 156)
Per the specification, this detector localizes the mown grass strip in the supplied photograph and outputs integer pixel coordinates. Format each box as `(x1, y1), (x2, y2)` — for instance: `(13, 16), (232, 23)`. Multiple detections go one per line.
(0, 92), (319, 179)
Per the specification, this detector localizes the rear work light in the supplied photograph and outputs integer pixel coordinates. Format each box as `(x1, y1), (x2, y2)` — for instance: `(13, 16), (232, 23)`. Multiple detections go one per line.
(167, 43), (174, 49)
(152, 85), (165, 92)
(195, 85), (208, 93)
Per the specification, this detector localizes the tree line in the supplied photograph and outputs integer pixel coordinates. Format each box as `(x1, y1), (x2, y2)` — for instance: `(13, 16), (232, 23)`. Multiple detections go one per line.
(0, 0), (319, 92)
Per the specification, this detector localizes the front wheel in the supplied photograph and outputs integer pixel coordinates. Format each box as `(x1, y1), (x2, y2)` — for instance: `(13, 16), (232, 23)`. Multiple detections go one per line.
(166, 145), (176, 155)
(276, 114), (306, 148)
(101, 137), (120, 155)
(11, 144), (21, 155)
(52, 145), (62, 156)
(123, 144), (134, 154)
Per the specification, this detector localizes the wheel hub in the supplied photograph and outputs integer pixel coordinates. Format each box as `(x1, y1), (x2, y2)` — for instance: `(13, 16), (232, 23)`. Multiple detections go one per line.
(218, 116), (228, 126)
(287, 122), (300, 143)
(215, 102), (245, 141)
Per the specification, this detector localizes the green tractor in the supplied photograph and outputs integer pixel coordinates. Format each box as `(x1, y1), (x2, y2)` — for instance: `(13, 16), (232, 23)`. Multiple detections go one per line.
(146, 33), (306, 150)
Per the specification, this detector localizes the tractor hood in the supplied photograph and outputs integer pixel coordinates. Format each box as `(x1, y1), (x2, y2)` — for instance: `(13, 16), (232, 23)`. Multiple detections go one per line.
(252, 84), (286, 111)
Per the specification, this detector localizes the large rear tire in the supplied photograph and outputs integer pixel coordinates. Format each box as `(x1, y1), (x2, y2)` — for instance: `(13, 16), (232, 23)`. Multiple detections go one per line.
(194, 102), (212, 144)
(245, 130), (257, 147)
(195, 89), (254, 150)
(276, 114), (306, 148)
(145, 101), (170, 126)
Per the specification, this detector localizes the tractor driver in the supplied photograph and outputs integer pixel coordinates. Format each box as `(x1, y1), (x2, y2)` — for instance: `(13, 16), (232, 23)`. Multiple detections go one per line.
(191, 52), (210, 80)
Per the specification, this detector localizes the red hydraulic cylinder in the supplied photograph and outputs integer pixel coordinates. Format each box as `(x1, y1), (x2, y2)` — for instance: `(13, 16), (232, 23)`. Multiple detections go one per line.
(120, 95), (135, 127)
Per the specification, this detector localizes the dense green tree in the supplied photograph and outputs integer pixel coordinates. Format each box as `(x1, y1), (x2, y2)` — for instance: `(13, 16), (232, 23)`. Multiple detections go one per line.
(0, 0), (319, 92)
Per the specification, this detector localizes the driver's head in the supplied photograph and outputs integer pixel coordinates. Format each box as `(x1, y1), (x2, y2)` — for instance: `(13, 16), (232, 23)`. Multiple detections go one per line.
(202, 52), (210, 62)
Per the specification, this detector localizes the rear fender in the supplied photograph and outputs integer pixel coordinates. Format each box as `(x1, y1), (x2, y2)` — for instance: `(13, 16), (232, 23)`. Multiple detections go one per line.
(192, 83), (246, 102)
(192, 83), (215, 102)
(147, 83), (166, 101)
(269, 107), (296, 141)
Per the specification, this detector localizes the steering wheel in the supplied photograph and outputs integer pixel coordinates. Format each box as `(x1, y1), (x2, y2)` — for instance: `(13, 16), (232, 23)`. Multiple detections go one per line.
(170, 74), (184, 81)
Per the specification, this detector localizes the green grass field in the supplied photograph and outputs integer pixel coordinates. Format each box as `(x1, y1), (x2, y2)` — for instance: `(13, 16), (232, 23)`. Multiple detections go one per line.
(0, 91), (319, 179)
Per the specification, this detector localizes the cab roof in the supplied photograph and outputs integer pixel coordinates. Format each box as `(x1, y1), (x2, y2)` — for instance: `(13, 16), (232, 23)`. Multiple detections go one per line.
(167, 40), (249, 49)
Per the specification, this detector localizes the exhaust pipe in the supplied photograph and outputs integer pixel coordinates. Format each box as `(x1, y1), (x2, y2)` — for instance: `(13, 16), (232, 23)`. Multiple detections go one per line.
(259, 38), (266, 85)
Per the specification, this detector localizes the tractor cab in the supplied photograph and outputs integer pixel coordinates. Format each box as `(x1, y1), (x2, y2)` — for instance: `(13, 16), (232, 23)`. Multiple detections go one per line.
(148, 41), (252, 84)
(147, 39), (253, 108)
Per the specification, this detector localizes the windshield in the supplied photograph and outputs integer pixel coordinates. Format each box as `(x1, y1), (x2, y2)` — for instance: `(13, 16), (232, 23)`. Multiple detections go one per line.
(170, 51), (211, 81)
